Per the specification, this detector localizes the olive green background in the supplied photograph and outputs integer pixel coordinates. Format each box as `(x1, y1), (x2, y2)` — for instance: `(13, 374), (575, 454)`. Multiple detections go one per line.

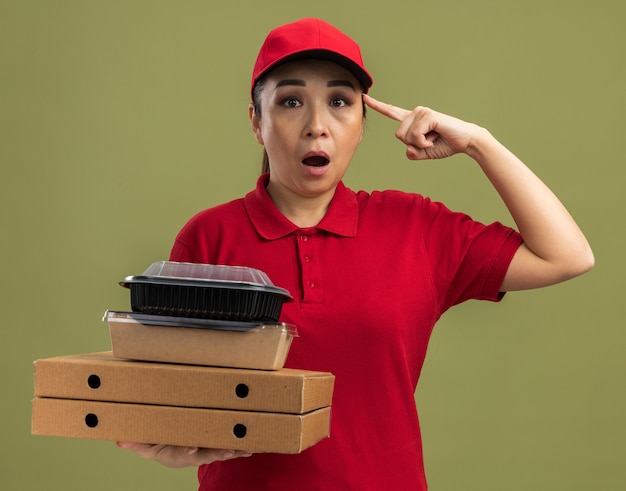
(1, 0), (624, 489)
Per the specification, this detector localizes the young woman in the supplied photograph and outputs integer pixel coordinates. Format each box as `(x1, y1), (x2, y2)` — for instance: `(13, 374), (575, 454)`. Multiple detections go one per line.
(118, 18), (594, 490)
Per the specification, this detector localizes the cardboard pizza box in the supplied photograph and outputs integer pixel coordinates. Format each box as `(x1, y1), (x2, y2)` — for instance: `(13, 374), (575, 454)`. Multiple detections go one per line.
(32, 398), (331, 454)
(33, 352), (334, 414)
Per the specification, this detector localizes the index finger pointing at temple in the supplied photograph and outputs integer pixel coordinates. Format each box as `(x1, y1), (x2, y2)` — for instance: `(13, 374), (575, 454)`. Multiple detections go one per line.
(363, 94), (411, 122)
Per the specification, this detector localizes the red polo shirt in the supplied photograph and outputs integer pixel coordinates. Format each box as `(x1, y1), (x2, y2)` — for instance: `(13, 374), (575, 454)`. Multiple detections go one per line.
(170, 174), (522, 491)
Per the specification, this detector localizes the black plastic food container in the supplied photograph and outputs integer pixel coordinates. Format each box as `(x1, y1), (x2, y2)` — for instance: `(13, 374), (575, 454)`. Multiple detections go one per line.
(120, 262), (293, 322)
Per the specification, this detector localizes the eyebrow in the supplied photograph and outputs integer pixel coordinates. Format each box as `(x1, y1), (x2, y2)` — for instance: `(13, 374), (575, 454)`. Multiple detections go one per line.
(327, 80), (356, 89)
(275, 79), (356, 90)
(276, 79), (306, 87)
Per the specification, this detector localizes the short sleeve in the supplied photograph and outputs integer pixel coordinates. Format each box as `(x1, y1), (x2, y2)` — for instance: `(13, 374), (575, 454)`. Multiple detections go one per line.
(418, 197), (522, 311)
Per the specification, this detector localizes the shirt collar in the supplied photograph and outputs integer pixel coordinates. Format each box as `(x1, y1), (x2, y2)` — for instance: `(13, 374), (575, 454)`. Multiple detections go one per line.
(244, 174), (358, 240)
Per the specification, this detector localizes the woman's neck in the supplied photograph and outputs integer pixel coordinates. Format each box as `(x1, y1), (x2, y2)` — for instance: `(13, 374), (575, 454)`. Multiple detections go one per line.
(266, 181), (334, 228)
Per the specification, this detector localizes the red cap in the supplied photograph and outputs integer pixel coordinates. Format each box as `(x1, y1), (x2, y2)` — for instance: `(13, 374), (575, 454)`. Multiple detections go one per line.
(251, 18), (373, 97)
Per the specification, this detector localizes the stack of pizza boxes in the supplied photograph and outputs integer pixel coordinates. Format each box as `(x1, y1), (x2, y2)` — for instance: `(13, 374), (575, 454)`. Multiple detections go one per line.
(32, 262), (334, 454)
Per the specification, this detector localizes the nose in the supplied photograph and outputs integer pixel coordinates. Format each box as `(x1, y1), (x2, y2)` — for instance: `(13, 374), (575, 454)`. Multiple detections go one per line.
(303, 103), (328, 138)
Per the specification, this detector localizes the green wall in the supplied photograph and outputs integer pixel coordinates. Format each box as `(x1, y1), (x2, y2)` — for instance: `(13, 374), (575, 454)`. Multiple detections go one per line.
(2, 1), (624, 489)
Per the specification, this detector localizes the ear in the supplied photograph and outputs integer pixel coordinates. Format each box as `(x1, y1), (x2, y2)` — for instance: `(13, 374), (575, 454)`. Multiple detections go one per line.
(249, 104), (264, 145)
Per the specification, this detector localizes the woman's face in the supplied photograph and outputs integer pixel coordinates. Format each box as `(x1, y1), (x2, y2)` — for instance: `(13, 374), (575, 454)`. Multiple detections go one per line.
(250, 59), (364, 204)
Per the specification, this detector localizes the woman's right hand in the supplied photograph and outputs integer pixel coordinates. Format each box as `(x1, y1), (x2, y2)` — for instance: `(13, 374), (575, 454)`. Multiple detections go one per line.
(116, 442), (252, 468)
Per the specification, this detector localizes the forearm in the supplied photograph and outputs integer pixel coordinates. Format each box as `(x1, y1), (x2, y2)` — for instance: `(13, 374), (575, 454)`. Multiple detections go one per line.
(362, 94), (594, 289)
(467, 127), (594, 289)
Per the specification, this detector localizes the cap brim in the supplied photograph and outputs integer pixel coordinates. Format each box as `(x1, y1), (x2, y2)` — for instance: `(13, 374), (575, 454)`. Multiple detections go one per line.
(257, 49), (373, 93)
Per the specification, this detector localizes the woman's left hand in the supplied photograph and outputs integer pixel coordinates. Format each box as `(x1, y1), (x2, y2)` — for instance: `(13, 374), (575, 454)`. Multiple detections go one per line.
(363, 93), (480, 161)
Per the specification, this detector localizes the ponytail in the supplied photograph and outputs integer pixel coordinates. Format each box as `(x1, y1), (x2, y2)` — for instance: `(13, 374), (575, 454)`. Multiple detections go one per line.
(261, 149), (269, 174)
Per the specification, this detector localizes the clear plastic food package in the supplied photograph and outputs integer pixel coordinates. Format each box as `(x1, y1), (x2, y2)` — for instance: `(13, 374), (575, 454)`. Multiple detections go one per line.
(120, 261), (293, 322)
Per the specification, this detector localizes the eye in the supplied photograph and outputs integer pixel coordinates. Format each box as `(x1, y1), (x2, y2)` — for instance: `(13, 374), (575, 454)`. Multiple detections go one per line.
(330, 98), (348, 108)
(282, 97), (301, 108)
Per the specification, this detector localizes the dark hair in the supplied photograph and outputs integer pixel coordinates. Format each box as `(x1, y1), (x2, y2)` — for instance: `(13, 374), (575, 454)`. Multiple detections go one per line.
(251, 73), (366, 175)
(252, 79), (271, 174)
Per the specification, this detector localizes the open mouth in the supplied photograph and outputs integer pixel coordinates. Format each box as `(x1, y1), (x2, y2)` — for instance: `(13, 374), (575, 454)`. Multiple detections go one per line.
(302, 156), (330, 167)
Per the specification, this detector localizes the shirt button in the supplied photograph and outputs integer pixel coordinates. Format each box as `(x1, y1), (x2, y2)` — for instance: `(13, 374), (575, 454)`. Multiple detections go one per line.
(303, 256), (310, 263)
(300, 234), (308, 242)
(308, 281), (315, 289)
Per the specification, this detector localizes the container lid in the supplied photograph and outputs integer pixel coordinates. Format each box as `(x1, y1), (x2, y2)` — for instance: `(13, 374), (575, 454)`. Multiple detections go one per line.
(120, 261), (293, 301)
(103, 310), (299, 336)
